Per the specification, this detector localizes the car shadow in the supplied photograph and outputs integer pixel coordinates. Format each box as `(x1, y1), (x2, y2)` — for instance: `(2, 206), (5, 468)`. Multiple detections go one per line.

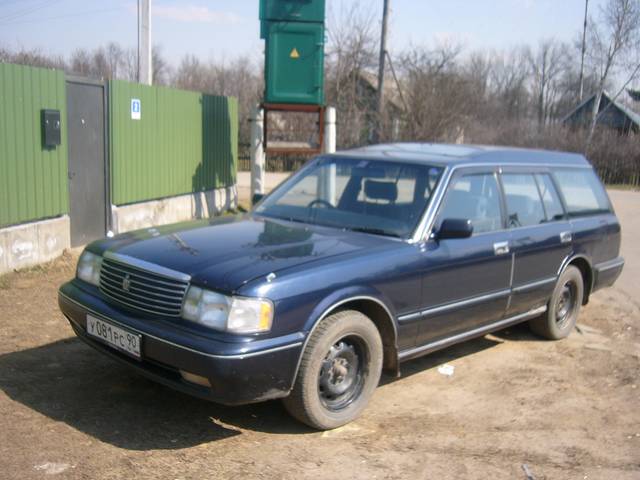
(382, 334), (503, 384)
(490, 322), (546, 342)
(0, 337), (313, 451)
(1, 324), (542, 450)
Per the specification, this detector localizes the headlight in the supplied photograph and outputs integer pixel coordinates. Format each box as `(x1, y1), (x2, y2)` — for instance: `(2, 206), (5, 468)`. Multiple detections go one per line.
(182, 286), (273, 334)
(76, 251), (102, 286)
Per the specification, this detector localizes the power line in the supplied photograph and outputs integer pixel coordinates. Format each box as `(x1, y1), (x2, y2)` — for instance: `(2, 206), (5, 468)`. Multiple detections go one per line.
(0, 7), (121, 26)
(0, 0), (62, 23)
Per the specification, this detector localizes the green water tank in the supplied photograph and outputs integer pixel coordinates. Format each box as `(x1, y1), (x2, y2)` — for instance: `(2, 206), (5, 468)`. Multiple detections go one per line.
(264, 21), (325, 105)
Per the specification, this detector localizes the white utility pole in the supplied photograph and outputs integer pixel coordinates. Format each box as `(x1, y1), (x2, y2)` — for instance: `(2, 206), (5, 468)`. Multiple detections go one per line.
(138, 0), (152, 85)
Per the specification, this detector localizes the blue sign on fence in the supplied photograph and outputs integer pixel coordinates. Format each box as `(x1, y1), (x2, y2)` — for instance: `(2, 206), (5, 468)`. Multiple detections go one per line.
(131, 98), (141, 120)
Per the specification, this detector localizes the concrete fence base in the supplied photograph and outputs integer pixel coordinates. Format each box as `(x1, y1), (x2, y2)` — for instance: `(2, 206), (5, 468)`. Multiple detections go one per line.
(0, 185), (238, 276)
(111, 185), (238, 234)
(0, 215), (71, 275)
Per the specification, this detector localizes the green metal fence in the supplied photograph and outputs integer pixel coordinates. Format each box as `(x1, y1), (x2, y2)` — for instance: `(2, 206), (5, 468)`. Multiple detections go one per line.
(109, 80), (238, 206)
(0, 63), (68, 227)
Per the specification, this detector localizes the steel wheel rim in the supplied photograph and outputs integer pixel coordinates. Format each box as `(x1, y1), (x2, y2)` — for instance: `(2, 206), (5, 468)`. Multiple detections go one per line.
(318, 336), (368, 412)
(555, 281), (576, 329)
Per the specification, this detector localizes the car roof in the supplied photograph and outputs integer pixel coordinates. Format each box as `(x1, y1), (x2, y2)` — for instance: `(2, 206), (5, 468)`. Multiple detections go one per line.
(333, 143), (589, 168)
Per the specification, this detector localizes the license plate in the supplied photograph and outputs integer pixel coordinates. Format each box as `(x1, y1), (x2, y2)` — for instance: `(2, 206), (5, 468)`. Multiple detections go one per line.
(86, 315), (141, 359)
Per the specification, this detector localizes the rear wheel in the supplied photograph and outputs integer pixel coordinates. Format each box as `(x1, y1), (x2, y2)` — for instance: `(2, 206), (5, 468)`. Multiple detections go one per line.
(283, 310), (383, 430)
(529, 265), (584, 340)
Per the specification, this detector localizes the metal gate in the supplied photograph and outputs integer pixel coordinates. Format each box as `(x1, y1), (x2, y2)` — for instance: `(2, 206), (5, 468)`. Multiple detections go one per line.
(66, 78), (109, 247)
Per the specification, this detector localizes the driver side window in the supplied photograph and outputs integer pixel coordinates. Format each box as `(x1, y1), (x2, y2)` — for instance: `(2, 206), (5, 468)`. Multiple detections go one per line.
(438, 173), (503, 235)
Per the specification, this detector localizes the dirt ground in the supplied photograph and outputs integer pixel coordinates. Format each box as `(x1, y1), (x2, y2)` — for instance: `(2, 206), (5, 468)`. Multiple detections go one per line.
(0, 189), (638, 480)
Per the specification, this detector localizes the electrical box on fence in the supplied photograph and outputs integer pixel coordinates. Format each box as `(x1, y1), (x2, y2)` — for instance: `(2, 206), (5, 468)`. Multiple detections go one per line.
(42, 109), (61, 148)
(264, 21), (325, 105)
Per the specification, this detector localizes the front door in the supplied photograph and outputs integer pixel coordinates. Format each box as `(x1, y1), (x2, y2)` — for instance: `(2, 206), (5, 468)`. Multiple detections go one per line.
(66, 79), (107, 246)
(412, 169), (512, 346)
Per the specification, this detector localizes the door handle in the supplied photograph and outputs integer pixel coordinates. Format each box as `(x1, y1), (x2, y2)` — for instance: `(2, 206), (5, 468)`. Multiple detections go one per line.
(560, 231), (572, 244)
(493, 241), (510, 255)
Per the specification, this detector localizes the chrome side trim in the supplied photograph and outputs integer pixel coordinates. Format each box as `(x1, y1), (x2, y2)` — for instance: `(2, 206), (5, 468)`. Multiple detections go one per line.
(512, 276), (557, 293)
(398, 305), (547, 361)
(594, 257), (625, 272)
(104, 251), (191, 282)
(505, 252), (516, 311)
(397, 289), (511, 323)
(398, 275), (556, 324)
(60, 291), (302, 360)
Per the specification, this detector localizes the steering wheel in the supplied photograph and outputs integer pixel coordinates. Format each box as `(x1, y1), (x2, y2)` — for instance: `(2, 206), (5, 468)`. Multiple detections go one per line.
(307, 199), (335, 209)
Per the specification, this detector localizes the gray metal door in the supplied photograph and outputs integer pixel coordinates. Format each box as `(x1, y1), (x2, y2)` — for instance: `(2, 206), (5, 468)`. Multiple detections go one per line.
(66, 80), (107, 247)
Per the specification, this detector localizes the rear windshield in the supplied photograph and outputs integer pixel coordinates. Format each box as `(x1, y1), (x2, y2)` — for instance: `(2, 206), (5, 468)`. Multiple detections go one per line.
(553, 169), (611, 216)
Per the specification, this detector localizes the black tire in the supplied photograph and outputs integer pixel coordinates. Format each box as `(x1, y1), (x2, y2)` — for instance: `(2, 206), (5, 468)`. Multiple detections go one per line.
(529, 265), (584, 340)
(283, 310), (383, 430)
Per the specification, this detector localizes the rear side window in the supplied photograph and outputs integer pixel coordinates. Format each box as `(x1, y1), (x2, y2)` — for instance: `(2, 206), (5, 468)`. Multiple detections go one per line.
(553, 169), (611, 216)
(439, 173), (503, 234)
(502, 173), (546, 227)
(535, 173), (565, 221)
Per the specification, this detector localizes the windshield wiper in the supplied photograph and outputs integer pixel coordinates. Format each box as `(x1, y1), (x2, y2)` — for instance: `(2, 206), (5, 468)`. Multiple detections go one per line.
(346, 226), (401, 238)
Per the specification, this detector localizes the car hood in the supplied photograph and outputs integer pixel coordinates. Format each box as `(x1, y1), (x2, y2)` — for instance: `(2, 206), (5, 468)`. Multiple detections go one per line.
(91, 215), (393, 293)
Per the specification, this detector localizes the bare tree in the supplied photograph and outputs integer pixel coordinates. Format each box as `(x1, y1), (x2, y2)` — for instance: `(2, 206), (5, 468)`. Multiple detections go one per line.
(399, 43), (469, 141)
(325, 1), (378, 146)
(527, 39), (568, 128)
(585, 0), (640, 146)
(152, 46), (170, 85)
(0, 45), (65, 69)
(488, 47), (532, 121)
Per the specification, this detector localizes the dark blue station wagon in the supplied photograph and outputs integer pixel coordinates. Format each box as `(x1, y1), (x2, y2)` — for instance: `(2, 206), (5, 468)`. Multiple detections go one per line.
(59, 143), (624, 429)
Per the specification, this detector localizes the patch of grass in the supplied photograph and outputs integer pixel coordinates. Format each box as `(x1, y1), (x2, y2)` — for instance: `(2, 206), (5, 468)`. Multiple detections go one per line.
(0, 250), (77, 281)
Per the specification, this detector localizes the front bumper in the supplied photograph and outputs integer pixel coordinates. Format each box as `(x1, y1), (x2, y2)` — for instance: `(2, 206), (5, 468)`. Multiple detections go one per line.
(58, 281), (304, 405)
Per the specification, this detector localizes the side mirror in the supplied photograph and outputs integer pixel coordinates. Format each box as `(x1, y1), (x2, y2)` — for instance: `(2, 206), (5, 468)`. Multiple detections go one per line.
(252, 193), (265, 206)
(436, 218), (473, 240)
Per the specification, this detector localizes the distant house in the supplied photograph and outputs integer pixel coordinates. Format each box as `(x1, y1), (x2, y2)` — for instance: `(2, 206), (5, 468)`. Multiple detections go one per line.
(562, 91), (640, 134)
(355, 71), (405, 141)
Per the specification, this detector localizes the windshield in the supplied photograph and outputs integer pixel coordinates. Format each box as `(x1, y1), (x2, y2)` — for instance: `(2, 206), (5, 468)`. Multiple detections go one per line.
(255, 157), (444, 238)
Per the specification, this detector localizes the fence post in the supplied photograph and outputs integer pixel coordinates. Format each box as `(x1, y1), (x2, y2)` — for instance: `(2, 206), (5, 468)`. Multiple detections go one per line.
(324, 106), (336, 154)
(250, 105), (266, 200)
(318, 107), (337, 204)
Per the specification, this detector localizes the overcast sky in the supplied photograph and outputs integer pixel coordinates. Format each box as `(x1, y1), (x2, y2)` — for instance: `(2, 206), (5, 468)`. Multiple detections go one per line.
(0, 0), (607, 65)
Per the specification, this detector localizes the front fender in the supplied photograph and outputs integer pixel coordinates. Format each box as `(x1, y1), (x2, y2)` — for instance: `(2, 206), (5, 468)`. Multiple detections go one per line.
(301, 284), (398, 334)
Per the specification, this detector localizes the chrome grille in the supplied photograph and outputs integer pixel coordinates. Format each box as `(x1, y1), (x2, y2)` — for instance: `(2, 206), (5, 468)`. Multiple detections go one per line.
(99, 257), (189, 317)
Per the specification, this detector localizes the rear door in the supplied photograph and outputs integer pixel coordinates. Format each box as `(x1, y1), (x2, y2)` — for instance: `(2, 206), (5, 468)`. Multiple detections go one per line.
(412, 168), (512, 345)
(501, 170), (572, 315)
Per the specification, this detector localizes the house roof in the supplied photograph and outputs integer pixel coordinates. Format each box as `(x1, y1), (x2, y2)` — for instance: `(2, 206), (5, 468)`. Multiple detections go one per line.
(356, 71), (405, 111)
(562, 91), (640, 128)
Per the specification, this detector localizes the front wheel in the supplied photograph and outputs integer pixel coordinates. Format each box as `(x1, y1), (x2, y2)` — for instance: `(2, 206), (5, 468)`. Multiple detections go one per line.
(283, 310), (383, 430)
(529, 265), (584, 340)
